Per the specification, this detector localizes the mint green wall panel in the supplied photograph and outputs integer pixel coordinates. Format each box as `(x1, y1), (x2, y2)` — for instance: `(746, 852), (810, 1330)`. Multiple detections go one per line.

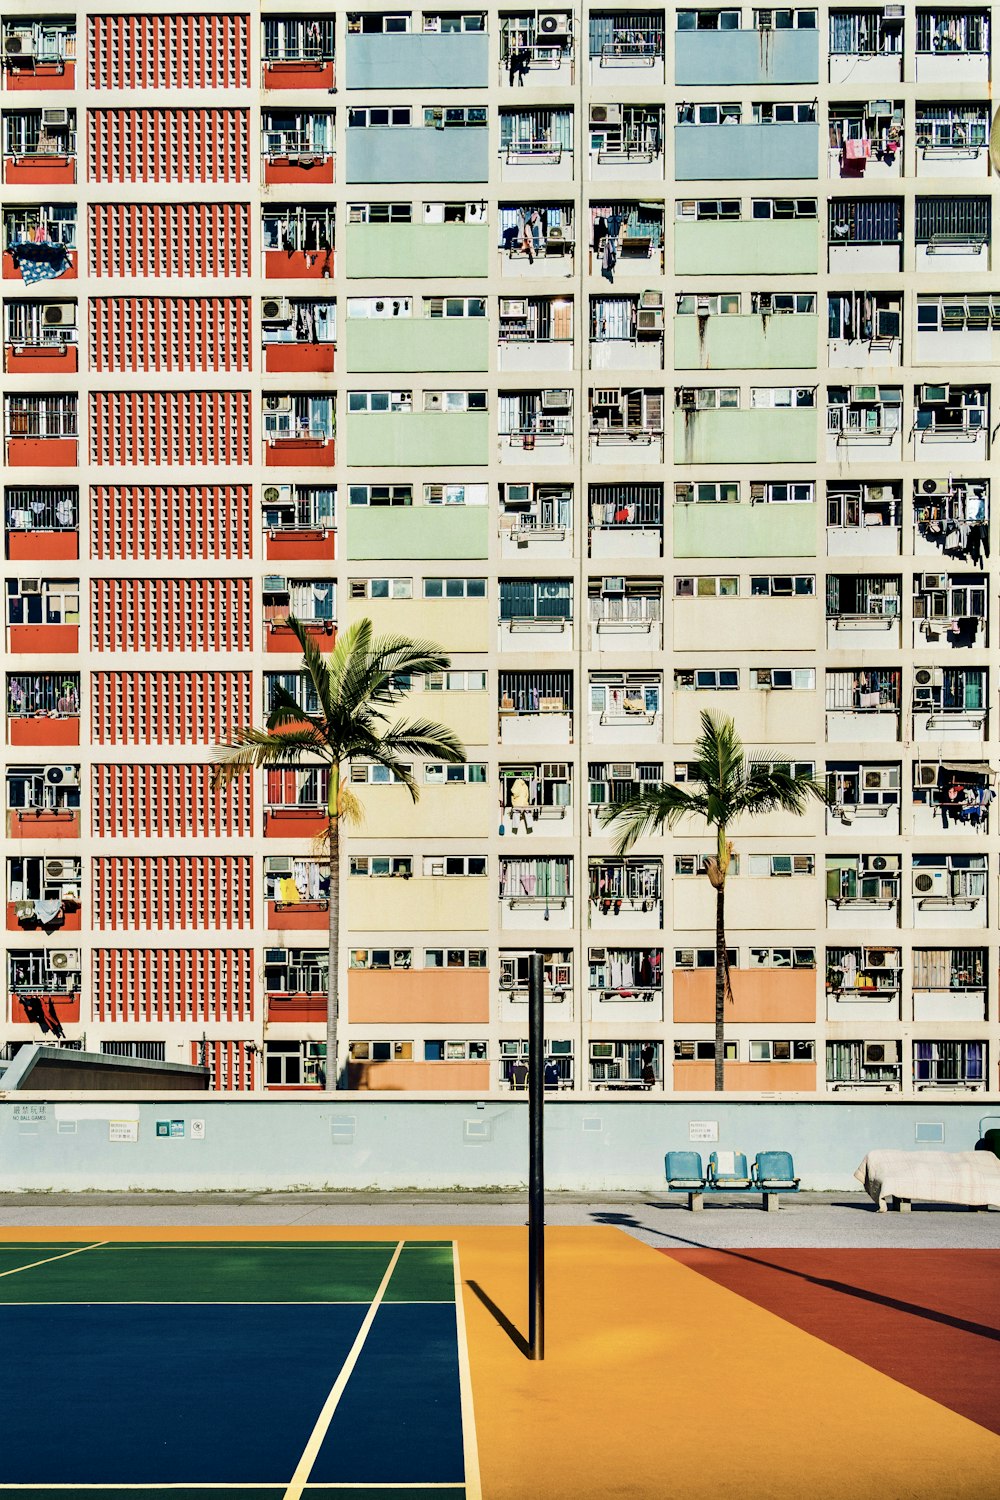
(673, 409), (816, 465)
(348, 506), (489, 560)
(347, 412), (489, 467)
(674, 221), (818, 276)
(346, 224), (490, 279)
(673, 314), (818, 370)
(346, 319), (490, 373)
(673, 502), (818, 557)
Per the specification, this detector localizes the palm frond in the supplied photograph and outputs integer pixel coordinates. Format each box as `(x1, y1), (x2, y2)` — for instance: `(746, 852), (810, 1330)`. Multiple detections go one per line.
(378, 717), (467, 764)
(602, 784), (707, 855)
(211, 727), (326, 788)
(279, 616), (337, 724)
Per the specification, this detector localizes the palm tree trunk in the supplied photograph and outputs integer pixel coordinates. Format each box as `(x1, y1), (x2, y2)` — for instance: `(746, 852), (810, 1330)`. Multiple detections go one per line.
(715, 882), (726, 1092)
(326, 765), (340, 1092)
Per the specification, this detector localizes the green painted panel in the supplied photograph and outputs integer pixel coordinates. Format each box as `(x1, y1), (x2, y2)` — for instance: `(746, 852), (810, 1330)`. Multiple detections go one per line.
(347, 318), (490, 374)
(383, 1242), (456, 1302)
(346, 223), (490, 279)
(347, 411), (489, 468)
(674, 220), (818, 276)
(348, 505), (488, 560)
(673, 409), (816, 466)
(673, 314), (818, 371)
(673, 502), (818, 558)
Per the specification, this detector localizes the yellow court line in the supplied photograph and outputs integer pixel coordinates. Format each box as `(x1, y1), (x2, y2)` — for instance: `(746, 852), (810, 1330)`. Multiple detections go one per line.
(0, 1240), (109, 1280)
(282, 1239), (405, 1500)
(452, 1241), (482, 1500)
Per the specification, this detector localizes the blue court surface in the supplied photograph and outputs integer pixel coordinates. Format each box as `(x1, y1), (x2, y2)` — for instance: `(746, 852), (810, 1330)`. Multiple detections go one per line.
(0, 1238), (478, 1497)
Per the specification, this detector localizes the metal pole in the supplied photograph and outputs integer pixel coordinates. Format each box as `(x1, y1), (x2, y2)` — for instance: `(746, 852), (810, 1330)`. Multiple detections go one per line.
(527, 952), (545, 1360)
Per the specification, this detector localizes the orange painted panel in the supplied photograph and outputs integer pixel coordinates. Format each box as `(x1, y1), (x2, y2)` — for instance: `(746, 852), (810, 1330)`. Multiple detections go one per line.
(3, 250), (77, 281)
(264, 437), (336, 468)
(263, 61), (335, 90)
(5, 62), (75, 90)
(7, 900), (81, 933)
(6, 437), (77, 467)
(266, 531), (336, 562)
(348, 1059), (491, 1092)
(265, 622), (336, 653)
(264, 344), (336, 374)
(267, 900), (329, 931)
(349, 968), (491, 1026)
(8, 624), (78, 655)
(264, 157), (335, 185)
(10, 991), (80, 1025)
(672, 968), (818, 1025)
(267, 993), (325, 1022)
(7, 810), (79, 840)
(264, 249), (335, 281)
(9, 717), (79, 747)
(263, 808), (326, 840)
(8, 530), (78, 561)
(673, 1061), (817, 1092)
(5, 346), (77, 374)
(4, 158), (75, 185)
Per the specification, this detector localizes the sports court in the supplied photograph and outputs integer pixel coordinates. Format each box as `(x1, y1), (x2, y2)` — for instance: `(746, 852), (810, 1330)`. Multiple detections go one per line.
(0, 1224), (997, 1499)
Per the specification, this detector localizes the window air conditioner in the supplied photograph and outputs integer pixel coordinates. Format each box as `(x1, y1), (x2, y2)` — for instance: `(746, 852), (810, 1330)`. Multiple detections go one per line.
(757, 294), (773, 314)
(500, 300), (528, 319)
(912, 869), (948, 897)
(921, 384), (949, 405)
(639, 290), (663, 309)
(913, 667), (944, 688)
(678, 389), (696, 408)
(609, 762), (633, 779)
(602, 576), (625, 594)
(538, 13), (571, 38)
(42, 109), (69, 129)
(262, 484), (293, 504)
(263, 575), (288, 593)
(922, 572), (948, 591)
(757, 9), (774, 27)
(423, 16), (441, 32)
(265, 395), (292, 413)
(45, 859), (70, 879)
(883, 5), (905, 18)
(4, 34), (36, 58)
(852, 386), (877, 403)
(45, 765), (79, 787)
(590, 105), (622, 127)
(917, 763), (939, 787)
(541, 389), (571, 410)
(46, 948), (80, 972)
(262, 298), (293, 324)
(755, 669), (773, 687)
(636, 308), (664, 335)
(863, 1040), (899, 1067)
(20, 578), (41, 593)
(590, 1042), (615, 1060)
(920, 478), (951, 497)
(42, 304), (75, 327)
(863, 948), (893, 969)
(424, 391), (444, 410)
(266, 856), (294, 874)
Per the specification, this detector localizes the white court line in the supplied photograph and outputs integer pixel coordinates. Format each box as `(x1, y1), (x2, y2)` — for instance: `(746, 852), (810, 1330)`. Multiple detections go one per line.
(0, 1241), (109, 1280)
(0, 1485), (466, 1492)
(452, 1241), (482, 1500)
(282, 1239), (405, 1500)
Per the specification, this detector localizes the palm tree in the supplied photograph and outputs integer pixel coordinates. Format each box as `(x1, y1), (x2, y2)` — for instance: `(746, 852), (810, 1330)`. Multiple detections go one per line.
(601, 712), (826, 1091)
(213, 616), (466, 1091)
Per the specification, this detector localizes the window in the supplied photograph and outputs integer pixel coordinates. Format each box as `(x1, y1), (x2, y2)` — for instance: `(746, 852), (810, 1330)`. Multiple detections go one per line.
(749, 947), (817, 968)
(674, 1040), (739, 1061)
(349, 856), (413, 876)
(424, 948), (487, 968)
(674, 854), (740, 876)
(424, 577), (487, 599)
(6, 578), (79, 625)
(263, 17), (335, 59)
(675, 199), (742, 221)
(347, 390), (411, 413)
(347, 297), (412, 319)
(675, 387), (739, 410)
(348, 578), (412, 599)
(676, 9), (741, 29)
(674, 576), (739, 597)
(349, 763), (412, 785)
(425, 297), (486, 319)
(423, 855), (488, 877)
(751, 293), (815, 314)
(265, 1041), (326, 1086)
(917, 295), (999, 332)
(424, 762), (487, 784)
(350, 948), (412, 969)
(746, 854), (815, 876)
(753, 668), (816, 690)
(752, 102), (817, 124)
(499, 952), (573, 989)
(916, 104), (990, 151)
(423, 106), (488, 129)
(424, 1040), (488, 1061)
(674, 668), (739, 691)
(499, 858), (572, 899)
(348, 485), (413, 507)
(752, 198), (817, 219)
(589, 949), (663, 994)
(348, 13), (411, 35)
(423, 669), (487, 692)
(499, 579), (572, 621)
(423, 390), (487, 412)
(913, 1040), (985, 1086)
(6, 764), (80, 813)
(675, 294), (741, 316)
(264, 948), (328, 993)
(749, 1040), (815, 1062)
(676, 103), (742, 126)
(674, 482), (740, 505)
(348, 202), (411, 224)
(750, 387), (816, 408)
(915, 11), (990, 54)
(590, 676), (661, 716)
(674, 948), (738, 969)
(750, 574), (815, 596)
(588, 760), (659, 806)
(348, 1041), (414, 1061)
(347, 107), (412, 128)
(425, 482), (488, 506)
(755, 8), (817, 27)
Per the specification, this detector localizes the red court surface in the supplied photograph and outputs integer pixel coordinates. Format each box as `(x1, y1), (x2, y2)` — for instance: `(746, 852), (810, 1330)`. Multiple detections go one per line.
(664, 1249), (1000, 1436)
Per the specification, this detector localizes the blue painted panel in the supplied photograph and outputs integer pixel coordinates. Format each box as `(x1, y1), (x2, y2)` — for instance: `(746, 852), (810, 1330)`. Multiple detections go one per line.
(346, 126), (489, 183)
(674, 122), (818, 180)
(346, 32), (489, 89)
(675, 28), (819, 86)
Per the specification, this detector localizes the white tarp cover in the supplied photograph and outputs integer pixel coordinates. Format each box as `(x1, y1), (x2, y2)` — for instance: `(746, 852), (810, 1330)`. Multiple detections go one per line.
(855, 1149), (1000, 1209)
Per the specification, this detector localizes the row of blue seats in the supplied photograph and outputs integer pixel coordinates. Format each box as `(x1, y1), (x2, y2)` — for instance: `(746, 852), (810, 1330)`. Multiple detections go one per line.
(665, 1150), (800, 1209)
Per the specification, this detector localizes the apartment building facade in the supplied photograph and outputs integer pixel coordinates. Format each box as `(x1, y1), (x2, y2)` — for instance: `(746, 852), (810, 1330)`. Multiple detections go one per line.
(2, 3), (998, 1097)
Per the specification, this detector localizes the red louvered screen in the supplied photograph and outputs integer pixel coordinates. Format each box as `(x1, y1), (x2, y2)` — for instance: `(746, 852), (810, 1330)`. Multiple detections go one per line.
(89, 391), (251, 466)
(90, 578), (252, 653)
(90, 485), (251, 561)
(92, 857), (253, 931)
(194, 1039), (256, 1091)
(88, 204), (250, 278)
(90, 672), (252, 745)
(90, 763), (252, 839)
(87, 108), (250, 183)
(88, 14), (250, 90)
(92, 949), (254, 1023)
(89, 298), (251, 373)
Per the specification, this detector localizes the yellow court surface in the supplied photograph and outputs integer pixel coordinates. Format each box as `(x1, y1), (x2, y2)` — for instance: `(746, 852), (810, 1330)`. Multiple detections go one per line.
(0, 1224), (997, 1500)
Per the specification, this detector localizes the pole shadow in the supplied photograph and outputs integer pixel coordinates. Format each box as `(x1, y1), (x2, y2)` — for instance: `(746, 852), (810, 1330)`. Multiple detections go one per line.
(465, 1278), (530, 1357)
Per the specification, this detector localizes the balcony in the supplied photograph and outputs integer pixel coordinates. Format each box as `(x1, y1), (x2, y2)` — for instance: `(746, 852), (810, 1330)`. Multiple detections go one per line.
(913, 1042), (987, 1092)
(6, 486), (78, 562)
(825, 387), (902, 465)
(915, 13), (991, 81)
(499, 483), (572, 560)
(674, 120), (818, 181)
(590, 15), (663, 83)
(262, 395), (335, 468)
(912, 949), (987, 1024)
(588, 859), (662, 932)
(829, 200), (902, 272)
(346, 28), (487, 89)
(263, 484), (335, 564)
(498, 580), (573, 653)
(265, 858), (329, 930)
(499, 296), (573, 374)
(590, 389), (663, 466)
(262, 207), (335, 281)
(347, 118), (488, 184)
(347, 308), (490, 374)
(594, 1041), (664, 1092)
(912, 762), (994, 835)
(2, 112), (76, 184)
(911, 858), (988, 930)
(914, 196), (990, 271)
(499, 111), (573, 182)
(262, 578), (336, 655)
(6, 764), (80, 841)
(912, 386), (989, 465)
(828, 292), (901, 369)
(913, 573), (987, 652)
(589, 947), (663, 1023)
(262, 298), (335, 375)
(7, 578), (78, 656)
(499, 858), (573, 931)
(828, 104), (903, 179)
(2, 22), (76, 90)
(588, 107), (663, 183)
(590, 297), (663, 373)
(826, 946), (901, 1024)
(673, 494), (817, 559)
(826, 762), (901, 834)
(500, 203), (576, 277)
(263, 18), (336, 90)
(262, 116), (335, 186)
(4, 396), (77, 467)
(587, 672), (663, 744)
(828, 12), (903, 85)
(588, 587), (663, 650)
(499, 389), (573, 468)
(502, 15), (575, 87)
(826, 856), (900, 931)
(498, 951), (574, 1024)
(7, 855), (81, 934)
(499, 762), (573, 835)
(3, 211), (76, 282)
(827, 482), (901, 558)
(673, 301), (817, 372)
(915, 105), (991, 178)
(912, 668), (988, 745)
(675, 214), (818, 276)
(675, 964), (816, 1025)
(499, 673), (573, 747)
(826, 576), (901, 650)
(825, 669), (901, 744)
(675, 26), (818, 86)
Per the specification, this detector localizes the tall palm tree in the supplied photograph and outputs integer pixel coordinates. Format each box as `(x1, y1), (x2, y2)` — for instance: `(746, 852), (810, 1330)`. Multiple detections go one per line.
(213, 616), (466, 1091)
(601, 712), (826, 1091)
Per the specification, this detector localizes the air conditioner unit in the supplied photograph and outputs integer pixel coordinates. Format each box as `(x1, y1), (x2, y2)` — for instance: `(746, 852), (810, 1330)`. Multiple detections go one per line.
(757, 294), (773, 314)
(504, 484), (531, 507)
(755, 669), (773, 687)
(546, 226), (571, 245)
(262, 484), (293, 505)
(862, 854), (897, 873)
(750, 483), (766, 502)
(913, 667), (944, 688)
(500, 299), (528, 319)
(863, 948), (893, 969)
(262, 575), (288, 593)
(20, 578), (41, 594)
(920, 479), (951, 497)
(46, 948), (80, 972)
(864, 767), (899, 791)
(602, 576), (625, 594)
(594, 388), (620, 408)
(4, 34), (36, 58)
(636, 308), (664, 335)
(45, 765), (79, 787)
(678, 389), (697, 409)
(757, 8), (774, 27)
(42, 109), (69, 129)
(863, 1040), (899, 1067)
(538, 13), (571, 38)
(262, 297), (293, 324)
(42, 304), (74, 327)
(45, 859), (70, 879)
(609, 762), (633, 779)
(541, 388), (571, 410)
(917, 763), (939, 787)
(424, 391), (443, 410)
(265, 948), (286, 966)
(912, 869), (948, 898)
(423, 16), (442, 32)
(590, 1041), (615, 1060)
(921, 384), (949, 405)
(852, 385), (877, 403)
(922, 572), (948, 591)
(590, 105), (622, 127)
(266, 856), (294, 875)
(265, 395), (292, 413)
(883, 4), (905, 18)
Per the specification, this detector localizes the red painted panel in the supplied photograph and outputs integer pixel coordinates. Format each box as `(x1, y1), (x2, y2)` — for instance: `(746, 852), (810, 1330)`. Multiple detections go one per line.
(6, 437), (77, 467)
(264, 808), (326, 841)
(267, 993), (326, 1022)
(9, 717), (79, 747)
(265, 622), (336, 654)
(267, 900), (330, 931)
(10, 992), (80, 1025)
(264, 249), (335, 281)
(264, 438), (335, 468)
(5, 62), (76, 91)
(3, 250), (77, 282)
(264, 158), (335, 185)
(266, 531), (336, 562)
(263, 61), (335, 90)
(5, 346), (77, 374)
(3, 159), (75, 185)
(7, 901), (81, 933)
(8, 625), (78, 655)
(264, 344), (335, 374)
(8, 531), (78, 561)
(7, 810), (80, 840)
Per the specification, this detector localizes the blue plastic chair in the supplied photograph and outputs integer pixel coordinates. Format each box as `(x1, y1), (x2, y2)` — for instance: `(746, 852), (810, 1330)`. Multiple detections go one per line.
(707, 1150), (752, 1191)
(664, 1151), (707, 1210)
(751, 1150), (800, 1211)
